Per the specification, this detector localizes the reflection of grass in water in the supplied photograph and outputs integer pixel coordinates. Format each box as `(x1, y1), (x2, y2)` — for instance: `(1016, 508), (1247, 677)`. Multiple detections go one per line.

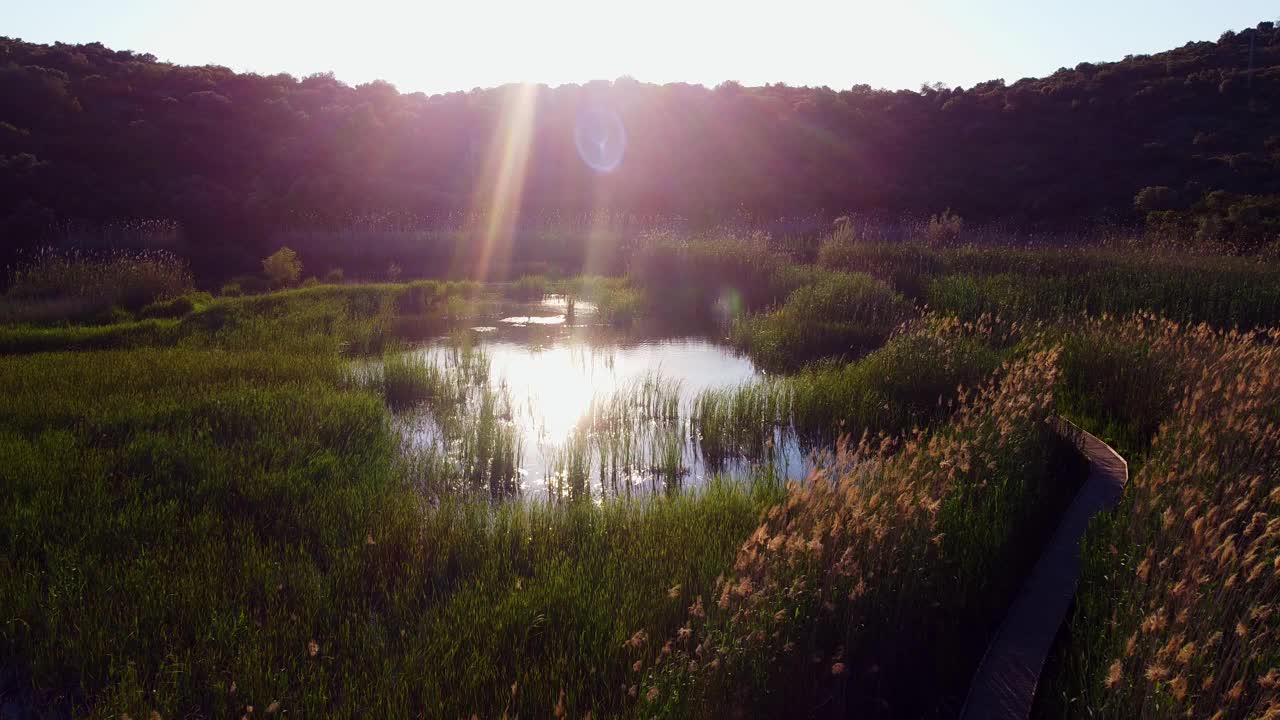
(692, 318), (1003, 463)
(546, 373), (686, 501)
(375, 340), (522, 498)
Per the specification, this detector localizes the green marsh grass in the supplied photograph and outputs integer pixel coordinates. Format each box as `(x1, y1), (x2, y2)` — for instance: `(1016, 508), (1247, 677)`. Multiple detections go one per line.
(818, 238), (1280, 328)
(7, 241), (1277, 718)
(0, 280), (493, 355)
(0, 330), (788, 718)
(694, 316), (1003, 461)
(729, 271), (912, 371)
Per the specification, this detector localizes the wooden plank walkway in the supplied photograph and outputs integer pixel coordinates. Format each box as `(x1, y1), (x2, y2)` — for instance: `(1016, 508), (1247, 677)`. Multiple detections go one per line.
(959, 417), (1128, 720)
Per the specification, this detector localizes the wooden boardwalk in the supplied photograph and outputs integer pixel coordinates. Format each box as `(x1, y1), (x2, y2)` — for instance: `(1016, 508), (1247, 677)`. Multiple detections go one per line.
(959, 417), (1128, 720)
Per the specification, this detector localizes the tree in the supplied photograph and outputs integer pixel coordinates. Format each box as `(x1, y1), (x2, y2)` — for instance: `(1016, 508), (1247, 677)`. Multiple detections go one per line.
(1134, 186), (1177, 213)
(262, 247), (301, 287)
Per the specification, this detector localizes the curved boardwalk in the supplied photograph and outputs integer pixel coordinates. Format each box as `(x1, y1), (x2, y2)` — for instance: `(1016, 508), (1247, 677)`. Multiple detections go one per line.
(960, 417), (1128, 720)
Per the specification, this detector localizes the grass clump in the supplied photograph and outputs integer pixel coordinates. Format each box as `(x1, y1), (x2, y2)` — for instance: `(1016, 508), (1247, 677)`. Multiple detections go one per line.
(730, 271), (912, 370)
(559, 275), (649, 326)
(137, 291), (214, 320)
(507, 274), (552, 300)
(694, 315), (1003, 462)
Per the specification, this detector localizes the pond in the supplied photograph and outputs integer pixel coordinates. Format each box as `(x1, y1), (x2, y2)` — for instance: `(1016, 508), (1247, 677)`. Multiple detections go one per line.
(391, 296), (811, 499)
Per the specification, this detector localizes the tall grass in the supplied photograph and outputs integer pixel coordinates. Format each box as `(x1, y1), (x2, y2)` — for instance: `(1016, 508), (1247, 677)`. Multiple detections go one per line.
(1036, 319), (1280, 719)
(818, 238), (1280, 328)
(1, 247), (194, 324)
(6, 240), (1277, 718)
(635, 348), (1083, 717)
(627, 231), (809, 324)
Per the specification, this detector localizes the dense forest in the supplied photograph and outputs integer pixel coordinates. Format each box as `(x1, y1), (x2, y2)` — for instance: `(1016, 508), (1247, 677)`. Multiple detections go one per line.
(1, 21), (1278, 276)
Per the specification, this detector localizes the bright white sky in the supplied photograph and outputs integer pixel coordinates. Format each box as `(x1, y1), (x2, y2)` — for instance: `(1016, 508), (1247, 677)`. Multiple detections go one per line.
(6, 1), (1276, 94)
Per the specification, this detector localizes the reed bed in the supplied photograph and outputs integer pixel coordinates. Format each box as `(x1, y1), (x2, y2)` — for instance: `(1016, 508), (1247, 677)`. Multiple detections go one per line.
(1037, 318), (1280, 719)
(629, 348), (1081, 717)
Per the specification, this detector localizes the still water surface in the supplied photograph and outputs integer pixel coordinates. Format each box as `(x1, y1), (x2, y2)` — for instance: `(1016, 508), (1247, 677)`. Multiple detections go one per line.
(399, 297), (810, 497)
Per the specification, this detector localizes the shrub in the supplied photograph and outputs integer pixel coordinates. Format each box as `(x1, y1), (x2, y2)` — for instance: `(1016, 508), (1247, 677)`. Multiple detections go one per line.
(301, 276), (320, 288)
(262, 247), (302, 288)
(1133, 185), (1178, 213)
(138, 292), (209, 319)
(925, 209), (965, 246)
(324, 268), (345, 284)
(227, 274), (268, 295)
(219, 282), (242, 298)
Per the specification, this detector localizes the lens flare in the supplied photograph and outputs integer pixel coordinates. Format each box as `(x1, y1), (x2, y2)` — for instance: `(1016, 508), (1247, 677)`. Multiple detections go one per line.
(574, 107), (626, 173)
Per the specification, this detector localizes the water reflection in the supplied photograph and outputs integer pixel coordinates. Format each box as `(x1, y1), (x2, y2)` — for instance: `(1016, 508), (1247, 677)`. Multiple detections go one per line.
(394, 296), (812, 500)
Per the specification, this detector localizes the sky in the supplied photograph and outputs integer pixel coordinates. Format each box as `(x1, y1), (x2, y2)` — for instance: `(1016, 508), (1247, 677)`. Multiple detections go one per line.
(5, 1), (1277, 95)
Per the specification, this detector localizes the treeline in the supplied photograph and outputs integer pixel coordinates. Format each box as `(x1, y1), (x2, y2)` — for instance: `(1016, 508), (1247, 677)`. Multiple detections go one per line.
(1, 21), (1278, 273)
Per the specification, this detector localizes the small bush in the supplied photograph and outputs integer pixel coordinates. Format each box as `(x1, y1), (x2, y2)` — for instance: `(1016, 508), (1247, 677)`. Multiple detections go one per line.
(262, 247), (302, 288)
(230, 274), (269, 295)
(925, 209), (964, 246)
(139, 295), (196, 320)
(219, 282), (243, 298)
(324, 268), (345, 284)
(301, 276), (320, 288)
(138, 292), (213, 321)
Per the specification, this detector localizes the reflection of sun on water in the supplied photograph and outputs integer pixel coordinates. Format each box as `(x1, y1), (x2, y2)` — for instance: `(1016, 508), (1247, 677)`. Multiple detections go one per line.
(410, 336), (777, 495)
(493, 344), (623, 441)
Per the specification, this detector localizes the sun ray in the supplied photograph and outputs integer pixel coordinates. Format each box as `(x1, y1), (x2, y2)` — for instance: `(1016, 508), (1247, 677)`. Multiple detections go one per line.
(465, 82), (540, 282)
